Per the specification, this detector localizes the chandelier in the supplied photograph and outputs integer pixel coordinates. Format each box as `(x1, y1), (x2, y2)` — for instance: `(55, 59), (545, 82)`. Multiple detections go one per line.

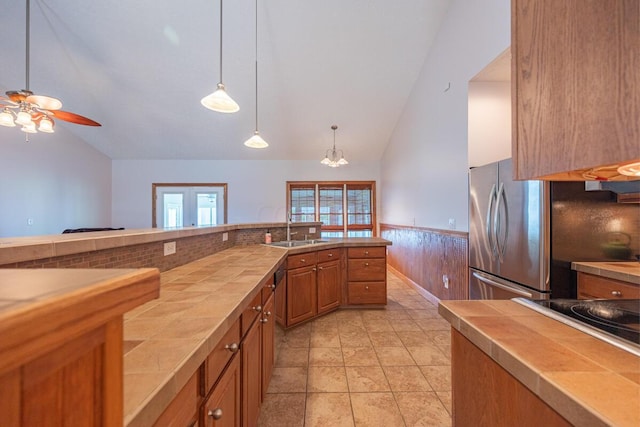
(0, 0), (100, 135)
(321, 125), (348, 167)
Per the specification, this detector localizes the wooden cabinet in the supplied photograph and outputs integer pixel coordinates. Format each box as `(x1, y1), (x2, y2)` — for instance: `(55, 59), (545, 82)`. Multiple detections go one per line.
(153, 370), (200, 427)
(452, 329), (571, 426)
(241, 312), (262, 427)
(577, 272), (640, 300)
(512, 0), (640, 180)
(261, 292), (275, 401)
(287, 265), (317, 326)
(204, 319), (241, 391)
(202, 354), (241, 427)
(347, 247), (387, 305)
(317, 248), (342, 314)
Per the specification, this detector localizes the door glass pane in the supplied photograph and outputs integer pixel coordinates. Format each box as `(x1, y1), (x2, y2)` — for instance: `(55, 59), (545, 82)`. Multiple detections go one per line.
(197, 193), (217, 226)
(163, 193), (183, 228)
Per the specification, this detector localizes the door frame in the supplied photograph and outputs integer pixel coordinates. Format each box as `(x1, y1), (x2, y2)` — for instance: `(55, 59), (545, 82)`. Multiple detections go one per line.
(151, 183), (228, 228)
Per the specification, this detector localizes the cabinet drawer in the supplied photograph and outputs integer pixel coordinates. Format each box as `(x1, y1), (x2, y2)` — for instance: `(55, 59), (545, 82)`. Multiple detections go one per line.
(317, 248), (342, 263)
(348, 247), (385, 259)
(577, 272), (640, 300)
(287, 251), (318, 269)
(241, 292), (263, 337)
(348, 282), (387, 304)
(205, 318), (241, 392)
(347, 258), (386, 281)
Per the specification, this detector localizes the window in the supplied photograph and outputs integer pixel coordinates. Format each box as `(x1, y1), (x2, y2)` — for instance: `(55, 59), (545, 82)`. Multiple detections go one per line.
(152, 184), (227, 228)
(287, 181), (376, 238)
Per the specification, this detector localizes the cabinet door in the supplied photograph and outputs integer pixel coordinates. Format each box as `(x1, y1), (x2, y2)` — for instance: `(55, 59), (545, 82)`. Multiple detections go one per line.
(202, 354), (240, 427)
(261, 293), (275, 401)
(317, 260), (341, 314)
(287, 266), (317, 326)
(512, 0), (640, 180)
(275, 275), (286, 327)
(241, 318), (261, 427)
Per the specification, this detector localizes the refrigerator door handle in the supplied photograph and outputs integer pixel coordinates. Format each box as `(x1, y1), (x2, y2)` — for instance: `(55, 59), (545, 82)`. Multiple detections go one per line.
(472, 271), (535, 298)
(494, 182), (509, 262)
(486, 183), (497, 258)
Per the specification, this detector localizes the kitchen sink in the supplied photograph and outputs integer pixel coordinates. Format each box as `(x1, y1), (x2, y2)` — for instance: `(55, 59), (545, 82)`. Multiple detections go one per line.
(268, 240), (327, 248)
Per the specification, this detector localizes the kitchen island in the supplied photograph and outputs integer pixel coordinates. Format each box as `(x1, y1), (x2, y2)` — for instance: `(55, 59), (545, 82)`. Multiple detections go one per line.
(439, 299), (640, 427)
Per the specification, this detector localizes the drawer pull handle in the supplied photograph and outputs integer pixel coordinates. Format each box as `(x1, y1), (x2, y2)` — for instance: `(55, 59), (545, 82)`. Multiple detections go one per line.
(365, 262), (369, 267)
(318, 266), (323, 270)
(252, 305), (263, 312)
(301, 259), (305, 263)
(611, 290), (622, 297)
(261, 318), (269, 323)
(365, 251), (369, 255)
(365, 286), (369, 290)
(328, 253), (333, 257)
(265, 311), (272, 316)
(225, 343), (239, 353)
(208, 408), (223, 420)
(269, 283), (276, 289)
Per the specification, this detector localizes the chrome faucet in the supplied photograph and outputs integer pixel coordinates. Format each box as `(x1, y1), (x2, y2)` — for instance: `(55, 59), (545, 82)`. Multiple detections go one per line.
(287, 215), (296, 241)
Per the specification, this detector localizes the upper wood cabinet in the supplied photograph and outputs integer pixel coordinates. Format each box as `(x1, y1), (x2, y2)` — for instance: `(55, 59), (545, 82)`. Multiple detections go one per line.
(512, 0), (640, 180)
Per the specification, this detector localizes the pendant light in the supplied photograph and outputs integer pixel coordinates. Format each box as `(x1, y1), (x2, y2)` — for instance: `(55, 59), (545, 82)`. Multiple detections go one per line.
(201, 0), (239, 113)
(244, 0), (268, 148)
(321, 125), (348, 167)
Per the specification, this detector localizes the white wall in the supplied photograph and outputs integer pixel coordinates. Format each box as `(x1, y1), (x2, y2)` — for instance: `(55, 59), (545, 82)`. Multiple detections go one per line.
(0, 127), (112, 237)
(380, 0), (511, 232)
(468, 81), (511, 168)
(112, 160), (380, 229)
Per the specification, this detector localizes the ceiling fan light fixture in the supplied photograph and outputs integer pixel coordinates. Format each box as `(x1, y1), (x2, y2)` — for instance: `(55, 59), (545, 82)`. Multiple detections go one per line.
(0, 108), (16, 127)
(26, 94), (62, 111)
(201, 83), (240, 113)
(244, 131), (268, 148)
(617, 160), (640, 177)
(38, 116), (54, 133)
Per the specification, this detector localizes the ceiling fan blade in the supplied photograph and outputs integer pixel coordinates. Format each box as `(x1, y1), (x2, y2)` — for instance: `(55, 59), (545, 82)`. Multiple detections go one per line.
(6, 90), (31, 102)
(0, 96), (18, 106)
(26, 94), (62, 110)
(50, 110), (101, 127)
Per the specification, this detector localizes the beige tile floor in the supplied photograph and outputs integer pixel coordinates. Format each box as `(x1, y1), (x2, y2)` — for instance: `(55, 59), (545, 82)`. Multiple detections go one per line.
(258, 271), (452, 427)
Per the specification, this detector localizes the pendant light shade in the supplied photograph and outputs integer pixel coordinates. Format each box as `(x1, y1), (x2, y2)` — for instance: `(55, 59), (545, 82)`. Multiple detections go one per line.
(244, 0), (268, 148)
(201, 83), (239, 113)
(201, 0), (239, 113)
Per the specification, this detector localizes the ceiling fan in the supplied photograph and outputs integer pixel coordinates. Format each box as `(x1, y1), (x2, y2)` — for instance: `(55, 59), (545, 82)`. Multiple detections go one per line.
(0, 0), (100, 134)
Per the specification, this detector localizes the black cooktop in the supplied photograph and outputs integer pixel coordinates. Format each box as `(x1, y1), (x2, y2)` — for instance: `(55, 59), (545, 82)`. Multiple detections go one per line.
(513, 298), (640, 356)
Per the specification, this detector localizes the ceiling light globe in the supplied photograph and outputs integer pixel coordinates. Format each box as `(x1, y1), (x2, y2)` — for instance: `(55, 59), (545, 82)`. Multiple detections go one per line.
(201, 83), (240, 113)
(16, 110), (33, 126)
(21, 122), (37, 133)
(244, 131), (269, 148)
(38, 117), (55, 133)
(0, 109), (16, 127)
(321, 156), (332, 165)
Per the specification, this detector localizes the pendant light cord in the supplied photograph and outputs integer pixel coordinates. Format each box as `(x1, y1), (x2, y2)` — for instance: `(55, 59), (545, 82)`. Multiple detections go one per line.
(254, 0), (259, 131)
(219, 0), (223, 83)
(25, 0), (30, 90)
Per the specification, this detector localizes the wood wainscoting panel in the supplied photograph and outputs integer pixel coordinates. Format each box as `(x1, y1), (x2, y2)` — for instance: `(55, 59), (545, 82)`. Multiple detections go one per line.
(380, 224), (468, 301)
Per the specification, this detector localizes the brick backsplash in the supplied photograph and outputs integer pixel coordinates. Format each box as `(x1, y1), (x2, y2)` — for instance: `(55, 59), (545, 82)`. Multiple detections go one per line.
(1, 225), (320, 271)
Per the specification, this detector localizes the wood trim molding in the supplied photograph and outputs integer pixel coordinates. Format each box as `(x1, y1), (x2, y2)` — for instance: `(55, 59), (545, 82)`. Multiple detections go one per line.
(379, 222), (468, 238)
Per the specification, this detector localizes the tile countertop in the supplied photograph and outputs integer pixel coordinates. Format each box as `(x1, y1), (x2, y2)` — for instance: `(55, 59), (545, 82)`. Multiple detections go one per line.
(572, 261), (640, 285)
(438, 300), (640, 427)
(122, 238), (390, 427)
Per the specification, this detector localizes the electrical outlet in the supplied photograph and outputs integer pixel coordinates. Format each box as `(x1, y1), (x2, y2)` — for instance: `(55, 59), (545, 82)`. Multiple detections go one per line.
(448, 218), (456, 230)
(164, 241), (176, 256)
(309, 227), (316, 234)
(442, 274), (449, 289)
(222, 232), (228, 242)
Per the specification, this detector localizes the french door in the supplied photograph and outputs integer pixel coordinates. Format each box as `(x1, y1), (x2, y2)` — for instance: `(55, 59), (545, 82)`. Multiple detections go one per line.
(152, 184), (227, 228)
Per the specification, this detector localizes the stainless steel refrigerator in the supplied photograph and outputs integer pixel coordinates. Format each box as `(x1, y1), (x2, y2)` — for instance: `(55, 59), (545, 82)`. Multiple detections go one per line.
(469, 158), (551, 299)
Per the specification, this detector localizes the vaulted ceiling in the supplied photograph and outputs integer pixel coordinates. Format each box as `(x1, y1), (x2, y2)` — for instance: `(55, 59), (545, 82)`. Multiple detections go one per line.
(0, 0), (450, 161)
